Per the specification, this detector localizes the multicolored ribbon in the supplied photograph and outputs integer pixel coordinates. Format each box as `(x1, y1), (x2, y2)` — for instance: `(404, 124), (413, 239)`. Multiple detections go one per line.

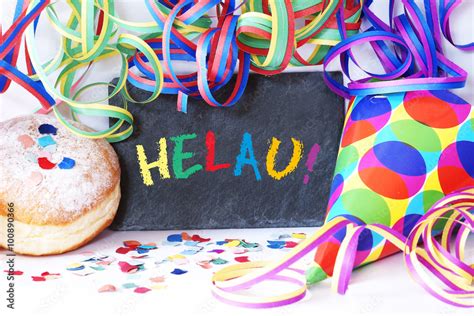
(323, 0), (470, 98)
(212, 187), (474, 308)
(0, 0), (55, 113)
(1, 0), (363, 140)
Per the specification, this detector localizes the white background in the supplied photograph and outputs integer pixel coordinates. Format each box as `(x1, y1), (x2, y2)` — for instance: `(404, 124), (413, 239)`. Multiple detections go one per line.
(0, 1), (473, 316)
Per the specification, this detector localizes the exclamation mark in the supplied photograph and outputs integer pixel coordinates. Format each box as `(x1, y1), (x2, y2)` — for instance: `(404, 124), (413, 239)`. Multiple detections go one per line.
(303, 143), (320, 185)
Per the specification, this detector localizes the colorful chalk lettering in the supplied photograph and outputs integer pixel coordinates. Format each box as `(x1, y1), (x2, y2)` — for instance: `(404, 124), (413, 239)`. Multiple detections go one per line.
(136, 131), (320, 185)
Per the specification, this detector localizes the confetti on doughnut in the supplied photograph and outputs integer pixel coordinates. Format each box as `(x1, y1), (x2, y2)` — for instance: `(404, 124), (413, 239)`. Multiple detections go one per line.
(37, 135), (56, 148)
(38, 124), (58, 135)
(17, 135), (35, 149)
(37, 157), (56, 170)
(58, 157), (75, 170)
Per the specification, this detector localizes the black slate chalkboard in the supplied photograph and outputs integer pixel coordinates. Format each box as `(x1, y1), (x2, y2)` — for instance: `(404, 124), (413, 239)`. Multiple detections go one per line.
(109, 72), (344, 230)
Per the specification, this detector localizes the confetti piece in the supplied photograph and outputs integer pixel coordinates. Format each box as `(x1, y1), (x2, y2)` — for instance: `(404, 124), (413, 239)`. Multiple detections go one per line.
(38, 157), (56, 169)
(32, 276), (46, 282)
(225, 240), (241, 248)
(123, 240), (141, 249)
(211, 258), (228, 265)
(180, 249), (199, 256)
(267, 240), (286, 249)
(231, 248), (247, 254)
(18, 134), (35, 149)
(197, 261), (212, 269)
(136, 248), (150, 255)
(285, 241), (299, 248)
(183, 241), (200, 247)
(167, 234), (182, 242)
(66, 263), (85, 271)
(168, 254), (186, 260)
(41, 272), (60, 277)
(150, 284), (167, 291)
(37, 135), (56, 148)
(58, 157), (75, 169)
(216, 241), (227, 246)
(118, 261), (139, 273)
(181, 232), (192, 240)
(150, 276), (165, 283)
(171, 268), (187, 275)
(41, 272), (61, 280)
(240, 240), (260, 248)
(116, 247), (131, 254)
(291, 233), (306, 239)
(44, 144), (57, 153)
(38, 123), (58, 135)
(191, 234), (211, 242)
(32, 272), (60, 281)
(131, 255), (149, 259)
(138, 245), (157, 250)
(25, 151), (37, 163)
(234, 256), (250, 263)
(4, 270), (23, 275)
(90, 266), (105, 271)
(98, 284), (116, 293)
(134, 287), (151, 294)
(122, 282), (138, 289)
(208, 249), (225, 254)
(28, 171), (43, 186)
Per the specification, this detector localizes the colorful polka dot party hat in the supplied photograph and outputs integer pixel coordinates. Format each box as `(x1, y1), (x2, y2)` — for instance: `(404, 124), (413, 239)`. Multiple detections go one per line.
(308, 90), (474, 283)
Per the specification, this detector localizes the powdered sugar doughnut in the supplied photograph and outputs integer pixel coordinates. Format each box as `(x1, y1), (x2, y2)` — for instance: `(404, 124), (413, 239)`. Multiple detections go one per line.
(0, 115), (120, 255)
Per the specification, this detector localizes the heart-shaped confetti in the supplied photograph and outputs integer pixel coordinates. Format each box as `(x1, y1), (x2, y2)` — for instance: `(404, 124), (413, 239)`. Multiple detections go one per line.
(234, 256), (250, 263)
(211, 258), (228, 265)
(225, 240), (241, 248)
(38, 123), (58, 135)
(208, 249), (225, 254)
(291, 233), (306, 239)
(25, 151), (38, 163)
(150, 276), (165, 283)
(170, 268), (187, 275)
(167, 234), (182, 242)
(4, 270), (23, 275)
(191, 234), (211, 242)
(38, 157), (56, 170)
(134, 287), (151, 294)
(123, 240), (141, 249)
(118, 261), (139, 274)
(115, 247), (131, 254)
(18, 134), (35, 149)
(58, 157), (75, 169)
(285, 241), (299, 248)
(197, 261), (212, 269)
(98, 284), (116, 293)
(28, 171), (43, 186)
(66, 263), (85, 271)
(32, 276), (46, 282)
(37, 135), (56, 148)
(44, 144), (57, 153)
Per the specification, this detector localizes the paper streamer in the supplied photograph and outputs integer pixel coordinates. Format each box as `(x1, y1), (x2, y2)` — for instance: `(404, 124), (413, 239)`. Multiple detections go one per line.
(1, 0), (364, 141)
(212, 187), (474, 308)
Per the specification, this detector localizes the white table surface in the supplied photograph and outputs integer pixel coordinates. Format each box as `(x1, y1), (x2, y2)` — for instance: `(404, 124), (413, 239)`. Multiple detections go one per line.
(1, 228), (472, 316)
(0, 1), (473, 316)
